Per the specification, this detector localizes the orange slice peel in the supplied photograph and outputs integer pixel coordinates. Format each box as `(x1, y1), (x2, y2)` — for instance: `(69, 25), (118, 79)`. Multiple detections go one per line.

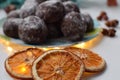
(64, 47), (106, 72)
(5, 48), (44, 79)
(32, 49), (85, 80)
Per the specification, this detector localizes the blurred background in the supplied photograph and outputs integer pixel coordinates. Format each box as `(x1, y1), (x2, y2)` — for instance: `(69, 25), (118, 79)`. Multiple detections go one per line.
(0, 0), (119, 18)
(0, 0), (119, 9)
(0, 0), (24, 9)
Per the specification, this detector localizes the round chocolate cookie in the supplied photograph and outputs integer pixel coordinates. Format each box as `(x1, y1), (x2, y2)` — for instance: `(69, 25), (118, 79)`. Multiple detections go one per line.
(7, 10), (20, 18)
(3, 18), (23, 38)
(61, 11), (86, 41)
(20, 0), (38, 18)
(63, 1), (80, 14)
(81, 13), (94, 32)
(47, 23), (63, 39)
(18, 16), (48, 44)
(36, 0), (65, 23)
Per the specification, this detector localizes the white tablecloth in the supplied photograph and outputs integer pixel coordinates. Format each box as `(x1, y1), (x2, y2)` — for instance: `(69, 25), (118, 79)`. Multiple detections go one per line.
(81, 0), (120, 80)
(0, 0), (120, 80)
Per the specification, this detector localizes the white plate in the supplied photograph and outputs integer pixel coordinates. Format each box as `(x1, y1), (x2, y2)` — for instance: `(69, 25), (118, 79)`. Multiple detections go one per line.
(0, 18), (101, 48)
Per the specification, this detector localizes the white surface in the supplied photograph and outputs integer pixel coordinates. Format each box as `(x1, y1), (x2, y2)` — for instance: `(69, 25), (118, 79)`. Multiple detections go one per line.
(0, 0), (120, 80)
(81, 0), (120, 80)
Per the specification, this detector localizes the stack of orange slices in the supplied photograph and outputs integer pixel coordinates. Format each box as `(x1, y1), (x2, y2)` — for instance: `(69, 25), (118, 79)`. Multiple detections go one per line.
(5, 47), (106, 80)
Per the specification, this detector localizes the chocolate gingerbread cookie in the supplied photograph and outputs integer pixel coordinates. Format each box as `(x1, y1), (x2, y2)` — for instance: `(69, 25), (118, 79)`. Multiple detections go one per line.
(19, 16), (48, 44)
(47, 23), (63, 39)
(81, 13), (94, 32)
(63, 1), (80, 14)
(61, 11), (86, 41)
(20, 0), (38, 18)
(3, 18), (23, 38)
(36, 0), (65, 23)
(7, 10), (20, 18)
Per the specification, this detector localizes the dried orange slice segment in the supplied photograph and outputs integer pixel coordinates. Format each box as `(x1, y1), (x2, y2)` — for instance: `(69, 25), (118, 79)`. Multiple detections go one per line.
(32, 50), (84, 80)
(5, 48), (44, 79)
(64, 47), (106, 72)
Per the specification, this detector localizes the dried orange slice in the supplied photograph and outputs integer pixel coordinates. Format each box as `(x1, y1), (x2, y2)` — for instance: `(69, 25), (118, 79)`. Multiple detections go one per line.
(64, 47), (106, 72)
(5, 48), (44, 80)
(32, 50), (84, 80)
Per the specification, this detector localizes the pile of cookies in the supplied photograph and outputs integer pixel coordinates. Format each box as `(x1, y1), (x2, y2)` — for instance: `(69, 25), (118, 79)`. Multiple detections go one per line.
(5, 47), (106, 80)
(3, 0), (94, 44)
